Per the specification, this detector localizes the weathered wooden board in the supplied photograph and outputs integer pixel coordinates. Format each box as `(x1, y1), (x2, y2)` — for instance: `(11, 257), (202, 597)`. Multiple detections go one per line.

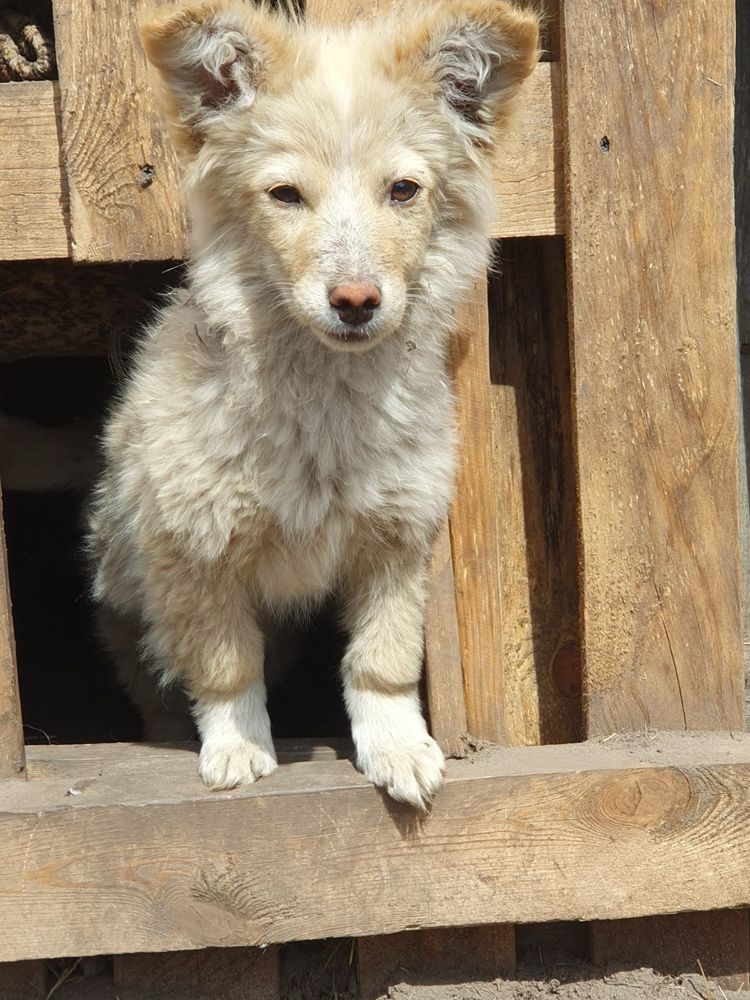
(52, 0), (186, 262)
(450, 280), (505, 743)
(2, 734), (750, 961)
(492, 63), (563, 240)
(737, 0), (750, 726)
(561, 0), (745, 974)
(562, 0), (742, 733)
(0, 492), (25, 781)
(489, 237), (580, 746)
(357, 925), (515, 1000)
(114, 946), (280, 1000)
(424, 520), (467, 756)
(0, 82), (69, 261)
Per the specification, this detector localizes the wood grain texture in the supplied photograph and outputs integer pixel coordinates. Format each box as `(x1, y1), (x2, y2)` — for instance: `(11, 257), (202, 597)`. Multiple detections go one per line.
(424, 519), (467, 756)
(1, 734), (750, 960)
(489, 237), (580, 746)
(52, 0), (186, 262)
(114, 947), (280, 999)
(491, 62), (564, 240)
(357, 925), (515, 1000)
(561, 0), (743, 733)
(450, 279), (505, 743)
(736, 0), (750, 725)
(0, 82), (69, 261)
(591, 911), (750, 992)
(0, 493), (25, 781)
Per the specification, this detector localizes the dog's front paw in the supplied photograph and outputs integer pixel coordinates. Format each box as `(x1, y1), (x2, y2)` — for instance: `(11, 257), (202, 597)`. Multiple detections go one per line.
(356, 735), (445, 811)
(198, 739), (278, 790)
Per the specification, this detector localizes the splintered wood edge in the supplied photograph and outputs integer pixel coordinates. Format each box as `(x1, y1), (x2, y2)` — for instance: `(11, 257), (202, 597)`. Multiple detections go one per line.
(1, 64), (562, 262)
(1, 732), (750, 961)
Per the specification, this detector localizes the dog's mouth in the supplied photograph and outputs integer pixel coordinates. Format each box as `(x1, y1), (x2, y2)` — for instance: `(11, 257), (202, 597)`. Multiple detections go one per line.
(326, 327), (372, 344)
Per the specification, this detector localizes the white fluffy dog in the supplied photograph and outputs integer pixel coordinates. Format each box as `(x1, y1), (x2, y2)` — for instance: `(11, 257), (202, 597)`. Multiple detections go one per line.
(87, 0), (539, 809)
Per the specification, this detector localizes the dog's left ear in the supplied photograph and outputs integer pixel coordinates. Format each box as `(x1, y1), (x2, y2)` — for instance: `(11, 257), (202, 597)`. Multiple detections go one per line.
(398, 0), (539, 144)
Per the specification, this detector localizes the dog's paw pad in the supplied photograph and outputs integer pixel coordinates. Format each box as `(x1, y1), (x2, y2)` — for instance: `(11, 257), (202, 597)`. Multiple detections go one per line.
(198, 740), (278, 790)
(357, 736), (445, 811)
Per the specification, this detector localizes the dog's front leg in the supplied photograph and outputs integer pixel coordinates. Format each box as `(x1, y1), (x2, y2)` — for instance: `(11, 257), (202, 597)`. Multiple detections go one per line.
(341, 545), (445, 810)
(142, 558), (277, 790)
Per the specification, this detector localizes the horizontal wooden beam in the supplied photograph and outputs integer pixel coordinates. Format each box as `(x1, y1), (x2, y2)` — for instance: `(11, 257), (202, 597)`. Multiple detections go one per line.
(2, 733), (750, 961)
(0, 64), (562, 263)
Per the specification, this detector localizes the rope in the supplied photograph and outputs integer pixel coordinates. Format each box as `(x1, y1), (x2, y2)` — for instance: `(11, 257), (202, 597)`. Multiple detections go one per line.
(0, 11), (56, 82)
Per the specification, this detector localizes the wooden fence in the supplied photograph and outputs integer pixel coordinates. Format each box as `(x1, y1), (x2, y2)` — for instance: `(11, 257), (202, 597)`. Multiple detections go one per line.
(0, 0), (748, 995)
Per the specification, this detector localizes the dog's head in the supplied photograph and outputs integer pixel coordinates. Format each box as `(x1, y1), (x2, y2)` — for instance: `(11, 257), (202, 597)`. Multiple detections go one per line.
(142, 0), (538, 351)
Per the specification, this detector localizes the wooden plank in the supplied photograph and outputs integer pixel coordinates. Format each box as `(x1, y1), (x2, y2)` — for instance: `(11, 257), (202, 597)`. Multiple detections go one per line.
(424, 520), (467, 757)
(52, 0), (185, 263)
(562, 0), (743, 733)
(489, 236), (580, 746)
(560, 0), (746, 976)
(491, 62), (564, 240)
(737, 0), (750, 725)
(357, 925), (515, 1000)
(450, 279), (505, 743)
(2, 733), (750, 960)
(26, 738), (351, 782)
(591, 911), (750, 992)
(0, 491), (25, 781)
(114, 947), (280, 999)
(0, 82), (69, 261)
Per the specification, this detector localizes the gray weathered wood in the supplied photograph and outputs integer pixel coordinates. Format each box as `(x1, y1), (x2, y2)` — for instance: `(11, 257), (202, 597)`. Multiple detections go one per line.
(1, 734), (750, 960)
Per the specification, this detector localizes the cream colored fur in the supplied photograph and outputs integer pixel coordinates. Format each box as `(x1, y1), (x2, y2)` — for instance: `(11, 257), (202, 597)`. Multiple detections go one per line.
(87, 0), (539, 809)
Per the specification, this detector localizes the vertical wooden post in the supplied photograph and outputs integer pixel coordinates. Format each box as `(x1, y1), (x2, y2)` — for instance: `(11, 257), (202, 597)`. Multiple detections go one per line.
(53, 0), (186, 263)
(357, 926), (515, 1000)
(0, 491), (46, 992)
(0, 491), (25, 781)
(736, 0), (750, 726)
(561, 0), (747, 985)
(424, 520), (468, 757)
(561, 0), (742, 735)
(450, 280), (507, 743)
(488, 237), (581, 746)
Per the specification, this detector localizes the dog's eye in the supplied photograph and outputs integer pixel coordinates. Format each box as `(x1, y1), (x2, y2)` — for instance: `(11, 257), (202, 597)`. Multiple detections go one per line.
(390, 179), (420, 204)
(269, 185), (302, 204)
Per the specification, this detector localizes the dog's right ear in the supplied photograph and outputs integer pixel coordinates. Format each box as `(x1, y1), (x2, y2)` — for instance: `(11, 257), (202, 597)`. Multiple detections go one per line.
(140, 1), (290, 153)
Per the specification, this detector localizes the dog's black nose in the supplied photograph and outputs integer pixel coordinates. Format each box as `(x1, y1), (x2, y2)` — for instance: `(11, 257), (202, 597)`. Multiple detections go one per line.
(329, 282), (381, 326)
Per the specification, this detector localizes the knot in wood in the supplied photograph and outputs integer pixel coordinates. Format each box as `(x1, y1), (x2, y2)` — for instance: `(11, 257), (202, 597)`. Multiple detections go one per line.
(586, 768), (694, 836)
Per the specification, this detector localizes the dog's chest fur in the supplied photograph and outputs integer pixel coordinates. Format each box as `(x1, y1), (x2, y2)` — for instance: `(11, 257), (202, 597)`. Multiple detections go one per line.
(126, 299), (456, 607)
